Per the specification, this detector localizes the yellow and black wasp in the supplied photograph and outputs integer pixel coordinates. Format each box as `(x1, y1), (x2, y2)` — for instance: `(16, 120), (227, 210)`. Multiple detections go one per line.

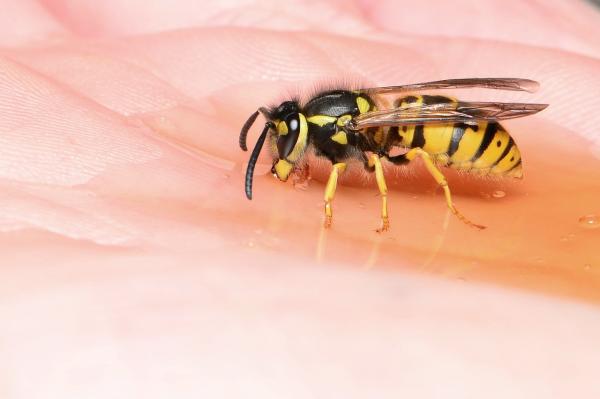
(239, 78), (547, 231)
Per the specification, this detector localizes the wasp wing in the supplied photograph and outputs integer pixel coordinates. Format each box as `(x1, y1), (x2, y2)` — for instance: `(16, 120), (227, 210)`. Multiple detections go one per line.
(349, 101), (548, 130)
(360, 78), (540, 95)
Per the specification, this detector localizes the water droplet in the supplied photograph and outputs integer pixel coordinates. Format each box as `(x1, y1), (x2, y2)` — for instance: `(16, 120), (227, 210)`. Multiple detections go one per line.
(560, 233), (577, 242)
(492, 190), (506, 199)
(584, 264), (592, 271)
(292, 171), (311, 191)
(578, 214), (600, 229)
(263, 236), (281, 248)
(293, 181), (309, 191)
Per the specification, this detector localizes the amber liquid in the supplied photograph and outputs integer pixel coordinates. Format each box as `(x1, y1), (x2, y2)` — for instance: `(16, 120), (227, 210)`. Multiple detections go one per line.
(228, 118), (600, 303)
(140, 106), (600, 304)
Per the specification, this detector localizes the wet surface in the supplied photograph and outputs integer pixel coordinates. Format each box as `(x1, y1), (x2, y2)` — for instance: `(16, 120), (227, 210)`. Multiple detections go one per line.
(200, 116), (600, 303)
(63, 94), (600, 305)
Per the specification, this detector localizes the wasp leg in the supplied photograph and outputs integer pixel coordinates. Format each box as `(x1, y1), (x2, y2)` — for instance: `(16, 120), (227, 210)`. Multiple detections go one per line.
(389, 149), (486, 230)
(324, 162), (347, 228)
(368, 154), (390, 232)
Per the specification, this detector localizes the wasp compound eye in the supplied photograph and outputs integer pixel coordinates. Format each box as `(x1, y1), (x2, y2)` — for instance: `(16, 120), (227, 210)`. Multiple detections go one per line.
(276, 114), (301, 160)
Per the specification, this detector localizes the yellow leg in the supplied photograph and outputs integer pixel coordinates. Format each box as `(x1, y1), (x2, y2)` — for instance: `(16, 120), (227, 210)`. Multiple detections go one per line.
(369, 154), (390, 232)
(323, 162), (347, 228)
(405, 148), (486, 230)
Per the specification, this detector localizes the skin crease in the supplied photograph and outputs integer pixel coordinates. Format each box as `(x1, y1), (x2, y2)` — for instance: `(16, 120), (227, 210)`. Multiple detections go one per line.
(0, 0), (600, 397)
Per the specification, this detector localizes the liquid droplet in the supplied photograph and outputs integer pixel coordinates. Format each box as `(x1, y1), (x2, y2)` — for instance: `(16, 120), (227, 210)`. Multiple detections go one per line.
(492, 190), (506, 199)
(293, 180), (309, 191)
(560, 233), (577, 242)
(578, 214), (600, 229)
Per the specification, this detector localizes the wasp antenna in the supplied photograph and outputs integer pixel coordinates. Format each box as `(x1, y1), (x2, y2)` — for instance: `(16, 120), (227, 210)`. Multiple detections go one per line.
(239, 110), (260, 151)
(245, 123), (271, 200)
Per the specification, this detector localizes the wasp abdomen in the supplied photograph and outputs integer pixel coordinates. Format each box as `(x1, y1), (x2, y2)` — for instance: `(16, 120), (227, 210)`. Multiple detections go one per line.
(446, 122), (522, 178)
(391, 94), (523, 178)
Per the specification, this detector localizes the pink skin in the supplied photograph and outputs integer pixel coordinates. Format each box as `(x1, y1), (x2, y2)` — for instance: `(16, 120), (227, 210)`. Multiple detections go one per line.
(1, 1), (600, 397)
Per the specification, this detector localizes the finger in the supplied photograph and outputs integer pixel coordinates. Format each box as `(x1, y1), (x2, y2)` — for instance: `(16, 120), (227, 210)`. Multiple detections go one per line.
(358, 0), (600, 58)
(0, 0), (69, 46)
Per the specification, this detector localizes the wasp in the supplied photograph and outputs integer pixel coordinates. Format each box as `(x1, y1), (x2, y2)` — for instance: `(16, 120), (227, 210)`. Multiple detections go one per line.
(239, 78), (547, 231)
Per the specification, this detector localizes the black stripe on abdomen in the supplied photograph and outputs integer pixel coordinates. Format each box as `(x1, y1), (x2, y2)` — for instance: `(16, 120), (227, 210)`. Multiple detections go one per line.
(471, 123), (498, 161)
(411, 125), (425, 148)
(448, 123), (467, 157)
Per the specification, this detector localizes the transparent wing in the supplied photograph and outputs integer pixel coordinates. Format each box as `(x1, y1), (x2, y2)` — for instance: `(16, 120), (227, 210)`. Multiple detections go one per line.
(360, 78), (540, 95)
(349, 101), (549, 130)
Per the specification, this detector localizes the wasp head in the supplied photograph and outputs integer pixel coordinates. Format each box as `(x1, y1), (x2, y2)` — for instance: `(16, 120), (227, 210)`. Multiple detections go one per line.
(239, 100), (308, 200)
(267, 101), (308, 183)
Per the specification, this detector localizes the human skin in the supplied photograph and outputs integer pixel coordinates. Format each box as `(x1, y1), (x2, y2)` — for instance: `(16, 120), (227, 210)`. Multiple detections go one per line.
(1, 0), (600, 397)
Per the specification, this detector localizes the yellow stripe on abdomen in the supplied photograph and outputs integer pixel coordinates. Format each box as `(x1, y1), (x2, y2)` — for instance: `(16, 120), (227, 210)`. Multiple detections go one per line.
(448, 123), (486, 169)
(491, 143), (522, 176)
(422, 124), (453, 155)
(471, 126), (510, 169)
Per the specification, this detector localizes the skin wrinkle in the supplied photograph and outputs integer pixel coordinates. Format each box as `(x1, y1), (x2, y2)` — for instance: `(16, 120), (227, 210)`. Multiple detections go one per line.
(7, 47), (194, 115)
(1, 1), (600, 398)
(0, 55), (163, 186)
(66, 27), (600, 147)
(38, 0), (371, 37)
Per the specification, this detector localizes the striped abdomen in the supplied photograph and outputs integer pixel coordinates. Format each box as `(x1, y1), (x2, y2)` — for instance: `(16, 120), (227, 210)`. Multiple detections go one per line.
(391, 95), (523, 178)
